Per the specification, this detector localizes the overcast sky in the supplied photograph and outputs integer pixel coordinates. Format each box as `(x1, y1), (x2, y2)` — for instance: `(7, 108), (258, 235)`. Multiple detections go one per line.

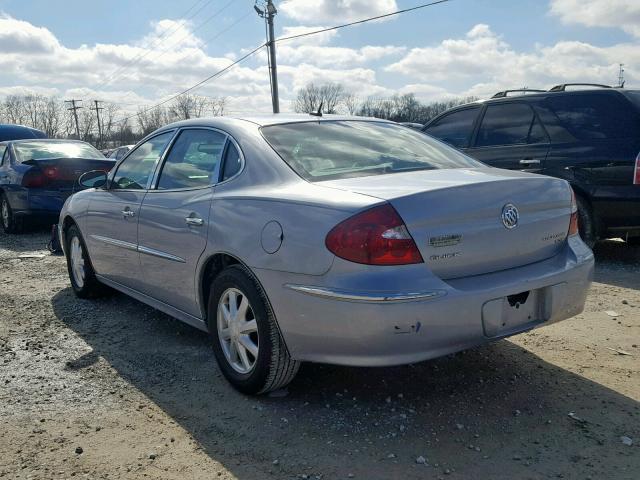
(0, 0), (638, 115)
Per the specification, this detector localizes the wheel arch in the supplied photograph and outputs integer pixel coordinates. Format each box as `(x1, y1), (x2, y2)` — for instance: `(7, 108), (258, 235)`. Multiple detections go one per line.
(198, 252), (292, 355)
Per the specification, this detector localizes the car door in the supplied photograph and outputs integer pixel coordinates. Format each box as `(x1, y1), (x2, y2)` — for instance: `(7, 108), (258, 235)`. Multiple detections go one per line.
(84, 131), (175, 289)
(423, 106), (482, 150)
(136, 128), (229, 317)
(466, 102), (550, 172)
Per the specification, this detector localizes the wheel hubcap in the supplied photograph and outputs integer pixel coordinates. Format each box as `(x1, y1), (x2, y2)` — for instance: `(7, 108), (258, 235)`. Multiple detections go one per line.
(1, 199), (8, 228)
(70, 236), (86, 288)
(217, 288), (259, 374)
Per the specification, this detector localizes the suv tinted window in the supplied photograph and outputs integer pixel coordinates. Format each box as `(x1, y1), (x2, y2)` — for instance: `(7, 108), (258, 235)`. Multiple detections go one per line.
(425, 107), (480, 148)
(476, 103), (546, 147)
(112, 132), (173, 190)
(157, 129), (226, 190)
(544, 93), (639, 140)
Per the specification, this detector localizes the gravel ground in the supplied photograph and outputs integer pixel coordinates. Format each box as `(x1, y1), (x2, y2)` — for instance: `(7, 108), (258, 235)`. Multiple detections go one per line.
(0, 228), (638, 480)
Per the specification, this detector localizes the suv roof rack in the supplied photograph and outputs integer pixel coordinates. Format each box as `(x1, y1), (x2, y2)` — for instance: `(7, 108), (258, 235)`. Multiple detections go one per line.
(491, 89), (546, 99)
(549, 83), (612, 92)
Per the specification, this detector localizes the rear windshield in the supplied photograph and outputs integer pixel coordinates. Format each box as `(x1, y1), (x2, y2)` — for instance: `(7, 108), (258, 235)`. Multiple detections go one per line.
(261, 121), (481, 181)
(14, 142), (104, 162)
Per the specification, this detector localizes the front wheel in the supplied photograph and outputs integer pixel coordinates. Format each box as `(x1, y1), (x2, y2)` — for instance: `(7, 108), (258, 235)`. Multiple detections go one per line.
(208, 264), (300, 395)
(65, 224), (109, 298)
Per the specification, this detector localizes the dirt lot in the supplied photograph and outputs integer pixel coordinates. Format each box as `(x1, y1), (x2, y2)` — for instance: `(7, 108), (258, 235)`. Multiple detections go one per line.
(0, 228), (638, 480)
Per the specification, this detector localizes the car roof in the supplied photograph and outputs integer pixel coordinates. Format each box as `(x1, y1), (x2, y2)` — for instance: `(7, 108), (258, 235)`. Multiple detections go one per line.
(9, 138), (90, 145)
(159, 113), (391, 131)
(0, 124), (47, 141)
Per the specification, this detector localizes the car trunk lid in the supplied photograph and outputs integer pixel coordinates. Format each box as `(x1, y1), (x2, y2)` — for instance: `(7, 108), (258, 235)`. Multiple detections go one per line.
(318, 168), (573, 279)
(23, 157), (115, 190)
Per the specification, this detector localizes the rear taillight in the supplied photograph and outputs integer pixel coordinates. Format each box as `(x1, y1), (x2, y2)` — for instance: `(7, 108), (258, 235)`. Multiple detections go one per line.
(325, 204), (424, 265)
(22, 170), (48, 188)
(634, 153), (640, 185)
(568, 189), (579, 236)
(43, 166), (61, 179)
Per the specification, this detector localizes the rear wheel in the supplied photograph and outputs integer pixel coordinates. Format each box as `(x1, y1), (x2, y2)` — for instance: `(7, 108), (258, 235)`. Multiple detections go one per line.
(65, 224), (108, 298)
(1, 193), (21, 234)
(208, 264), (300, 395)
(575, 195), (596, 248)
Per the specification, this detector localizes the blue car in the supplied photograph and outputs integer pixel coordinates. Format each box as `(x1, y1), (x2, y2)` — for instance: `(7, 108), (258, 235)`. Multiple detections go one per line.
(0, 124), (47, 142)
(0, 139), (115, 233)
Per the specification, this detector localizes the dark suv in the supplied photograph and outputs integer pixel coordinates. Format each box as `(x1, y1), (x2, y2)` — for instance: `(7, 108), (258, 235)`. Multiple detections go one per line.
(422, 85), (640, 246)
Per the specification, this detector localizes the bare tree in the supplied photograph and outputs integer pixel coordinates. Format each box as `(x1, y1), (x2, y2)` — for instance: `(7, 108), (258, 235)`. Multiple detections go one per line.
(342, 93), (360, 116)
(210, 96), (227, 117)
(294, 83), (346, 114)
(39, 97), (65, 138)
(3, 96), (27, 125)
(137, 106), (168, 137)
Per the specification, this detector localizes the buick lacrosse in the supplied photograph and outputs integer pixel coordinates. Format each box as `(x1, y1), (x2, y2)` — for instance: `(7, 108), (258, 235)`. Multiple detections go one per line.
(59, 115), (593, 394)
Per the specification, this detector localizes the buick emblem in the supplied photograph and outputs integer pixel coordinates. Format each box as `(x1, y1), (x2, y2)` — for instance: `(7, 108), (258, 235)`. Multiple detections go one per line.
(501, 204), (519, 229)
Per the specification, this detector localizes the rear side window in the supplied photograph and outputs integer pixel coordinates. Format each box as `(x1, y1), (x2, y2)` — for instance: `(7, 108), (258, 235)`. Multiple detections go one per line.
(424, 107), (480, 148)
(544, 93), (640, 140)
(157, 129), (226, 190)
(476, 103), (547, 147)
(221, 143), (242, 181)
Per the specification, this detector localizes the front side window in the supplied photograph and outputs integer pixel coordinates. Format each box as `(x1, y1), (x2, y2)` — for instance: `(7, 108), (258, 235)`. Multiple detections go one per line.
(262, 121), (481, 182)
(13, 141), (103, 162)
(424, 107), (480, 148)
(157, 129), (226, 190)
(112, 132), (173, 190)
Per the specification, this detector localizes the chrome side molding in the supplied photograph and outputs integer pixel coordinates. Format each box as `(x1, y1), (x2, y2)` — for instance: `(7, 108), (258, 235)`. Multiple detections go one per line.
(284, 284), (446, 303)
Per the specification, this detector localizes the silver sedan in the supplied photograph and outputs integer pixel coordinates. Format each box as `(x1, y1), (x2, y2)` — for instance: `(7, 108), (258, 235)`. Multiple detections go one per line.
(59, 115), (594, 394)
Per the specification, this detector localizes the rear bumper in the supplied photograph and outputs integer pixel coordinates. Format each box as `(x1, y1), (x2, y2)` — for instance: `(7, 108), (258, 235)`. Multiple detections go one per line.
(8, 188), (72, 216)
(254, 236), (594, 367)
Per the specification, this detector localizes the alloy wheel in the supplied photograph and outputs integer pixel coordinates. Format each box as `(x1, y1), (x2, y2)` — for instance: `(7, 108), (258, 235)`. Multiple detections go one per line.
(217, 288), (259, 374)
(69, 236), (86, 289)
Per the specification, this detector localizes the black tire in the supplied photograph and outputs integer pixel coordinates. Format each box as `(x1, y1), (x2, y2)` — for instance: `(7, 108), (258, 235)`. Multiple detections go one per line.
(575, 195), (596, 248)
(1, 192), (21, 234)
(207, 264), (300, 395)
(65, 224), (109, 298)
(627, 236), (640, 247)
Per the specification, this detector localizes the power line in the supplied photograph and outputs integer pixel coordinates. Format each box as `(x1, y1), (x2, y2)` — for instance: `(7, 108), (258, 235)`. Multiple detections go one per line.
(276, 0), (452, 43)
(114, 43), (265, 124)
(95, 0), (217, 90)
(108, 11), (253, 113)
(114, 0), (453, 124)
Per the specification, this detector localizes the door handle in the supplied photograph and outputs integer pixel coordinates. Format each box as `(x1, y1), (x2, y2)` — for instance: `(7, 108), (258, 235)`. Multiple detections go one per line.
(185, 216), (204, 226)
(519, 159), (541, 166)
(121, 208), (135, 218)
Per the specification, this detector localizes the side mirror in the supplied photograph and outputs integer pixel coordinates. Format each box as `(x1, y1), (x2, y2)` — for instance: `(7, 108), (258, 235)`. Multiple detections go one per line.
(79, 170), (108, 189)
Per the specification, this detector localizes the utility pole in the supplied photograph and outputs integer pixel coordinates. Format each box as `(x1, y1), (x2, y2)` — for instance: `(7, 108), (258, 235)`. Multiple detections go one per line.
(91, 100), (104, 148)
(65, 100), (82, 139)
(618, 64), (625, 88)
(255, 0), (280, 113)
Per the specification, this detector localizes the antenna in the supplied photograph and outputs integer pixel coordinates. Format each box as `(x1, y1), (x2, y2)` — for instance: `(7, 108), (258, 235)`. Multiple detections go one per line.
(309, 102), (323, 117)
(618, 64), (625, 88)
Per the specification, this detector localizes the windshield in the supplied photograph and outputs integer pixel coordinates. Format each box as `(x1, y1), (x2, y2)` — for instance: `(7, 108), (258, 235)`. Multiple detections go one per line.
(14, 142), (104, 162)
(261, 121), (482, 181)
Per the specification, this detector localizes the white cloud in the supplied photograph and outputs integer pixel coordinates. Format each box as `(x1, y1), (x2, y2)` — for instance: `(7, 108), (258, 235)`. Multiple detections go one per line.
(279, 0), (397, 24)
(386, 24), (638, 95)
(549, 0), (640, 37)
